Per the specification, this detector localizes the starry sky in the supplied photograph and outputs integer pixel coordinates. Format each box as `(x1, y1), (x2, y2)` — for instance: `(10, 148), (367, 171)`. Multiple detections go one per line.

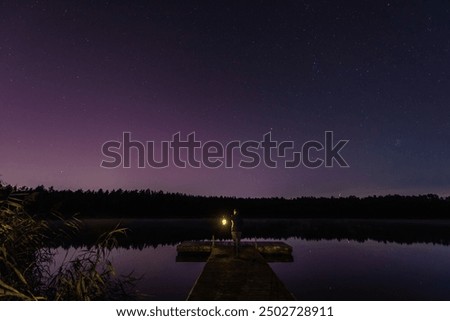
(1, 1), (449, 198)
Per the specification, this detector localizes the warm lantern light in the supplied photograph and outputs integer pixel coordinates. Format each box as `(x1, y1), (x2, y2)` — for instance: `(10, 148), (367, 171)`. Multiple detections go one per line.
(221, 218), (227, 226)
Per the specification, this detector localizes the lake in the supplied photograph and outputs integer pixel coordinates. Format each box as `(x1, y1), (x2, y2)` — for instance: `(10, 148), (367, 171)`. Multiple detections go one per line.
(52, 219), (450, 300)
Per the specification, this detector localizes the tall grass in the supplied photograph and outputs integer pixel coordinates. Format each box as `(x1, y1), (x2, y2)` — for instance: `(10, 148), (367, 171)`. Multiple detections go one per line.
(0, 189), (135, 300)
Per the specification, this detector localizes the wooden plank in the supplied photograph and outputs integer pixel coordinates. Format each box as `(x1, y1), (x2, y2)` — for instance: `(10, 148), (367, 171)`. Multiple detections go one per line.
(177, 241), (213, 253)
(177, 241), (292, 255)
(177, 241), (293, 262)
(187, 244), (295, 300)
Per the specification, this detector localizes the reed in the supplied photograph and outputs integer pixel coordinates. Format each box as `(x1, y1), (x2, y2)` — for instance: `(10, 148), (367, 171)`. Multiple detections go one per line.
(0, 189), (135, 300)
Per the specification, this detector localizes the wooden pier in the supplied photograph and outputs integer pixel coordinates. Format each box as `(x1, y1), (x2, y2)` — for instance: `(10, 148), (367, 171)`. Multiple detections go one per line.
(177, 241), (295, 300)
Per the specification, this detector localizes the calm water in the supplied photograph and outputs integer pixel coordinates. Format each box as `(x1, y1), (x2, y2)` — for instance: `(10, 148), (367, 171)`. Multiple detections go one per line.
(53, 219), (450, 300)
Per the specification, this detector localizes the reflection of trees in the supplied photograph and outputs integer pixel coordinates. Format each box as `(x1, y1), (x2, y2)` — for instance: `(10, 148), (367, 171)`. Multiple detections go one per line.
(0, 188), (134, 300)
(3, 185), (450, 247)
(3, 185), (449, 220)
(53, 219), (450, 249)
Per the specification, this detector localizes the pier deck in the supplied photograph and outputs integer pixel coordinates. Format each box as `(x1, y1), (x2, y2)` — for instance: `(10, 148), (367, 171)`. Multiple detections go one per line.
(178, 242), (295, 300)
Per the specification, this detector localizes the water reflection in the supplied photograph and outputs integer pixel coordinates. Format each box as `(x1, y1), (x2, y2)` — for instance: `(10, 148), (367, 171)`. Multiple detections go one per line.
(54, 218), (450, 249)
(51, 219), (450, 300)
(271, 239), (450, 300)
(52, 245), (205, 300)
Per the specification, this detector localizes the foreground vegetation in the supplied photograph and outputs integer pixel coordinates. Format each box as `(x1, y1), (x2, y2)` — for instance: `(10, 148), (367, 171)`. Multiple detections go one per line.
(0, 189), (134, 300)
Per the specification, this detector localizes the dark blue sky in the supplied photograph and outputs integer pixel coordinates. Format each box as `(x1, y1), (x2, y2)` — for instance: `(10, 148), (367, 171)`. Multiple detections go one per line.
(1, 1), (449, 197)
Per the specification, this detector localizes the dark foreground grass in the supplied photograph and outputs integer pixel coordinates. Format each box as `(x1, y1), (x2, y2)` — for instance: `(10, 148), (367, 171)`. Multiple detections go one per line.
(0, 190), (136, 300)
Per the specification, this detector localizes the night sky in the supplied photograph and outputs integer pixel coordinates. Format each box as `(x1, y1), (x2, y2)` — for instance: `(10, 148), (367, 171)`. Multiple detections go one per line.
(1, 1), (449, 198)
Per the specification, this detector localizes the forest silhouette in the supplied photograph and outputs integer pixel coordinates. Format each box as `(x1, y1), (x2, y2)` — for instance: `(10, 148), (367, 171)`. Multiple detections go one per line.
(2, 184), (449, 220)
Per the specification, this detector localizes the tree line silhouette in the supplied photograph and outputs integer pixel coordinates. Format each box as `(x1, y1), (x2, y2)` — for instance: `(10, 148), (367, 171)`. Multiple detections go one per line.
(1, 184), (449, 219)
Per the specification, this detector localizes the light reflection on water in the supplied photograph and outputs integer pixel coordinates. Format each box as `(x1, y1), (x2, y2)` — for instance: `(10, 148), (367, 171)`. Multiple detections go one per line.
(53, 237), (450, 300)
